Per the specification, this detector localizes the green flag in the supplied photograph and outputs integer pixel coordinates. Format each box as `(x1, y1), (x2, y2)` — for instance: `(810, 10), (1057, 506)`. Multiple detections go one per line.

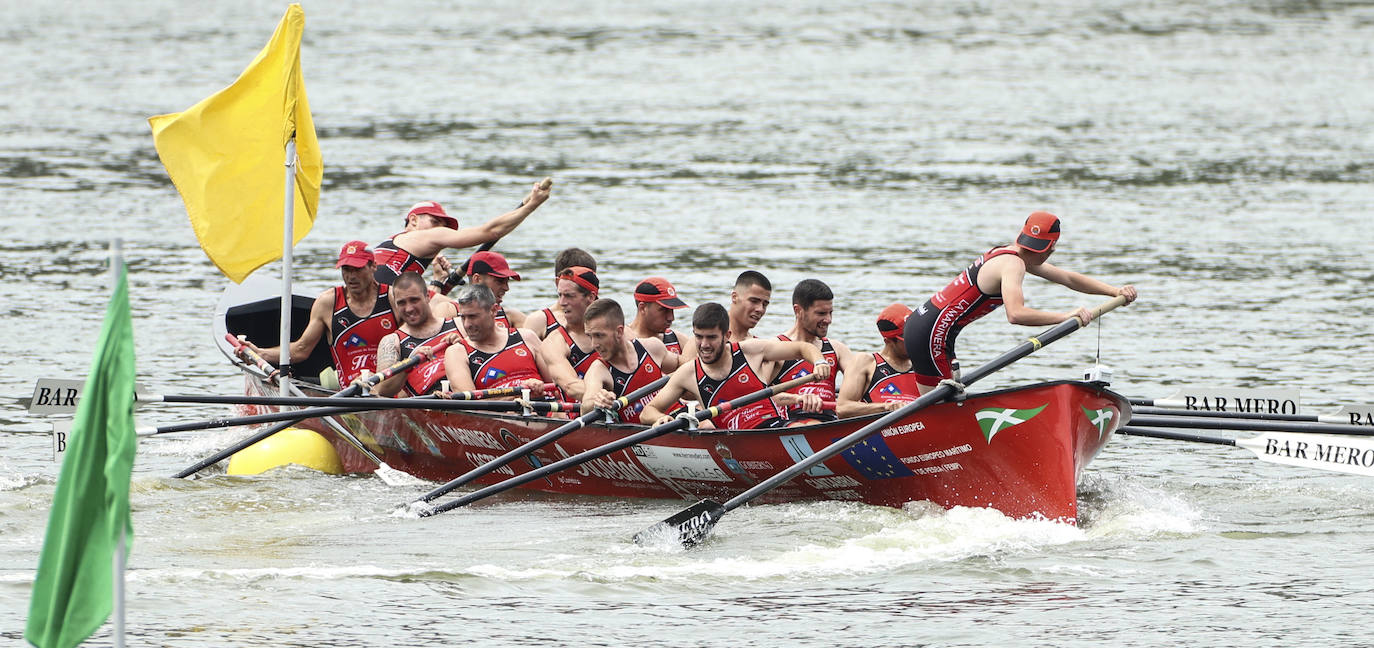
(26, 265), (137, 648)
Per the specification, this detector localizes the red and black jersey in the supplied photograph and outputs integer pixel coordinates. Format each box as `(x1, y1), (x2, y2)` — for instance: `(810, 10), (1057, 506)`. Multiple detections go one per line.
(494, 305), (512, 330)
(372, 233), (433, 285)
(771, 334), (839, 421)
(329, 284), (395, 387)
(539, 307), (564, 340)
(695, 343), (786, 430)
(606, 339), (665, 424)
(662, 328), (682, 355)
(863, 352), (920, 404)
(396, 319), (459, 397)
(906, 247), (1020, 385)
(463, 329), (543, 390)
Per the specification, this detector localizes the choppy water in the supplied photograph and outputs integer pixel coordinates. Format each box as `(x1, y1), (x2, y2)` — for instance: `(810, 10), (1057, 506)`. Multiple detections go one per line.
(3, 0), (1374, 645)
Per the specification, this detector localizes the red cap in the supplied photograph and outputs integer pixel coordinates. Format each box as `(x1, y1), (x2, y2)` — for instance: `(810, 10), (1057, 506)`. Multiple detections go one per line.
(877, 303), (911, 339)
(634, 277), (687, 309)
(335, 240), (374, 268)
(468, 251), (521, 280)
(556, 266), (599, 296)
(405, 201), (459, 229)
(1016, 211), (1061, 253)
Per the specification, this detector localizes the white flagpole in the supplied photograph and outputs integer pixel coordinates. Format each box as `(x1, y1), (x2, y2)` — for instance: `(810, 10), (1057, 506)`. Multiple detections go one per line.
(109, 238), (127, 648)
(279, 138), (297, 397)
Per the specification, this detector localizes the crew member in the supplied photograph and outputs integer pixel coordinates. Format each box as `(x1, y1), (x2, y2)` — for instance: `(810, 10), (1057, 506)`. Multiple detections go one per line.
(640, 303), (828, 430)
(627, 276), (695, 360)
(431, 250), (526, 330)
(581, 299), (680, 424)
(772, 279), (857, 425)
(728, 270), (771, 343)
(374, 272), (459, 397)
(524, 247), (597, 341)
(441, 284), (551, 393)
(905, 211), (1138, 394)
(240, 240), (394, 387)
(540, 266), (601, 401)
(372, 179), (551, 285)
(837, 303), (921, 417)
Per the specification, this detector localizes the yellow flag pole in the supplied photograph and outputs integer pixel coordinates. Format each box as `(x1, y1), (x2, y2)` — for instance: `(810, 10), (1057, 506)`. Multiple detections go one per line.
(278, 138), (297, 397)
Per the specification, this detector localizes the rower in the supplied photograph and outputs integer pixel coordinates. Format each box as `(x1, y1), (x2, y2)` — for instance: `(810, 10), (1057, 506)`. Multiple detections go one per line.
(539, 265), (601, 401)
(627, 276), (695, 360)
(524, 247), (596, 341)
(837, 303), (920, 417)
(905, 211), (1138, 394)
(641, 303), (828, 430)
(728, 270), (771, 343)
(371, 179), (551, 286)
(239, 240), (395, 386)
(441, 284), (551, 394)
(771, 279), (857, 426)
(431, 250), (526, 330)
(580, 299), (680, 424)
(373, 272), (460, 397)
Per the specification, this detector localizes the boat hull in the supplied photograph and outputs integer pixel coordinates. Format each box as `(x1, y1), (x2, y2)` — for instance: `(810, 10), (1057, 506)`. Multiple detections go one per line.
(242, 376), (1128, 523)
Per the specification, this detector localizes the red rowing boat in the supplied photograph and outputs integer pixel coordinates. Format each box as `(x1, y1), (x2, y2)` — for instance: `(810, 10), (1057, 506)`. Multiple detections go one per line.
(218, 279), (1130, 524)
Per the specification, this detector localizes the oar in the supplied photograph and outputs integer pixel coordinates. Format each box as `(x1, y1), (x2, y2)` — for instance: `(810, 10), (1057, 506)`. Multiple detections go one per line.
(226, 334), (417, 486)
(147, 398), (576, 438)
(409, 375), (670, 506)
(1117, 426), (1374, 477)
(1131, 405), (1360, 426)
(439, 176), (553, 290)
(635, 295), (1130, 548)
(173, 338), (454, 478)
(416, 373), (821, 517)
(1128, 414), (1374, 437)
(139, 385), (559, 409)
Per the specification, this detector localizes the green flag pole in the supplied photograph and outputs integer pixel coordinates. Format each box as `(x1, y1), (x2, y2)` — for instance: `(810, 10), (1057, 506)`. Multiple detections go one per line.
(25, 239), (136, 648)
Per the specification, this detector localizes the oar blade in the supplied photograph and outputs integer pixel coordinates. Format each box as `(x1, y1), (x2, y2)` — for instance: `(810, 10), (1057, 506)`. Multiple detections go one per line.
(633, 499), (727, 548)
(1236, 433), (1374, 477)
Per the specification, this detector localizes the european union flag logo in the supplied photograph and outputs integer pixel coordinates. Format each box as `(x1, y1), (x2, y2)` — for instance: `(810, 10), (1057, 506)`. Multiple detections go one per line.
(881, 383), (902, 396)
(483, 367), (508, 382)
(343, 333), (367, 348)
(837, 433), (914, 480)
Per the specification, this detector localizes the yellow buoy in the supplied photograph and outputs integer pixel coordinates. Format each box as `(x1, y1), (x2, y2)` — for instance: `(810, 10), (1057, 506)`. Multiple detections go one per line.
(226, 427), (344, 476)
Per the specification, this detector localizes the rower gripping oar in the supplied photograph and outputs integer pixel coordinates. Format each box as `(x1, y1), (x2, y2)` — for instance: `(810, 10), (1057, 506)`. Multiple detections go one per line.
(172, 338), (454, 478)
(416, 372), (822, 517)
(408, 375), (672, 507)
(1118, 426), (1374, 477)
(634, 294), (1130, 548)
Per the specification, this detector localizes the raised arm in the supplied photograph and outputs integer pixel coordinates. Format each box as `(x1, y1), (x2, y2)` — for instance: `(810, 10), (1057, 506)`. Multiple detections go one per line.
(1030, 261), (1137, 303)
(411, 181), (551, 255)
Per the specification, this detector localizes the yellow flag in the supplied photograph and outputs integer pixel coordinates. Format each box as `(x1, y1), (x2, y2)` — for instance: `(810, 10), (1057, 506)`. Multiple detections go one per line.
(148, 4), (322, 283)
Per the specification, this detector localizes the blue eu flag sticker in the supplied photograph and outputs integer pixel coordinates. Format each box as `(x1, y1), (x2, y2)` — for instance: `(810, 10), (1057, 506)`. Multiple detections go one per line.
(837, 433), (914, 480)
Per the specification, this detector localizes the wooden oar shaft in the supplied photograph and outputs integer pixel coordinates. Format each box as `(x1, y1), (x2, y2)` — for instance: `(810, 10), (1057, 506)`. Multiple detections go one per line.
(1117, 425), (1235, 446)
(1129, 414), (1373, 437)
(422, 373), (815, 516)
(413, 375), (671, 504)
(225, 333), (280, 380)
(1131, 405), (1322, 423)
(446, 383), (557, 401)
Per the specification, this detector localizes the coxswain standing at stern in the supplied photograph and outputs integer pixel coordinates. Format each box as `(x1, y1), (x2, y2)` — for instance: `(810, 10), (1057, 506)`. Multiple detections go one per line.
(904, 211), (1138, 394)
(372, 179), (551, 286)
(239, 240), (394, 386)
(373, 272), (460, 397)
(580, 299), (680, 424)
